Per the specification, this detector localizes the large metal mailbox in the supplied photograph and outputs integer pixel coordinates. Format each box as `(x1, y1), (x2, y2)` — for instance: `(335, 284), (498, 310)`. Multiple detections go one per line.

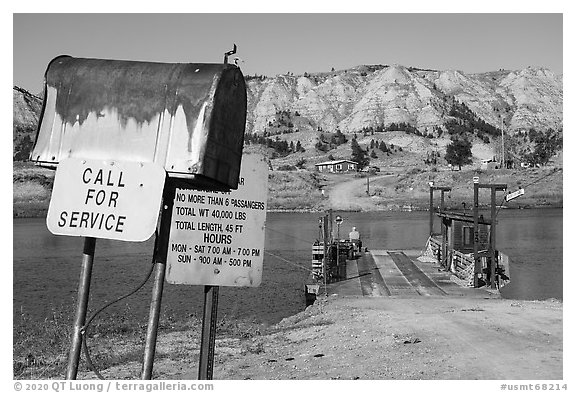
(30, 56), (247, 189)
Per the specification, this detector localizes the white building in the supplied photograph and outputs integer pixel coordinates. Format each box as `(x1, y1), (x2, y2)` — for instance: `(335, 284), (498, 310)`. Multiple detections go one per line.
(315, 160), (358, 173)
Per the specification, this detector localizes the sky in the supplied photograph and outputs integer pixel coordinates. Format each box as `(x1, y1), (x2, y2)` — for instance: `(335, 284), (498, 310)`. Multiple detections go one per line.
(13, 12), (563, 94)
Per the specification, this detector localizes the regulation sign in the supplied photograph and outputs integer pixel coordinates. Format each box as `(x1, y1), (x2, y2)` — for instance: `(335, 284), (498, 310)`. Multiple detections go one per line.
(166, 154), (268, 287)
(47, 158), (166, 241)
(505, 188), (525, 202)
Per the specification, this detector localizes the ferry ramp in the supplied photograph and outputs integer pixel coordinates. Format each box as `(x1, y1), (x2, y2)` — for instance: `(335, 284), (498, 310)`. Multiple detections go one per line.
(325, 250), (498, 298)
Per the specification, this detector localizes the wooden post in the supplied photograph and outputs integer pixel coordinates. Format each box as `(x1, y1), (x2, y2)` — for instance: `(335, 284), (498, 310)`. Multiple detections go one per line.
(490, 188), (497, 289)
(366, 172), (370, 195)
(322, 215), (329, 291)
(142, 181), (175, 380)
(198, 285), (219, 380)
(440, 191), (445, 211)
(440, 190), (446, 269)
(328, 210), (333, 242)
(442, 217), (450, 271)
(66, 237), (96, 380)
(336, 240), (340, 279)
(473, 181), (480, 287)
(473, 182), (507, 288)
(429, 185), (451, 267)
(429, 186), (434, 236)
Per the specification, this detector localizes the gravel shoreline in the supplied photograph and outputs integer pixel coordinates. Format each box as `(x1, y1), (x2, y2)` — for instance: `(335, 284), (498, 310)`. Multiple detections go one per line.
(69, 295), (562, 381)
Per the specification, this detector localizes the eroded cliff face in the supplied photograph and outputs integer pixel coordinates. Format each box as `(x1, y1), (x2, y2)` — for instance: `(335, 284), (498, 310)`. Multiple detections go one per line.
(13, 87), (42, 160)
(14, 64), (562, 161)
(13, 87), (42, 129)
(245, 64), (563, 135)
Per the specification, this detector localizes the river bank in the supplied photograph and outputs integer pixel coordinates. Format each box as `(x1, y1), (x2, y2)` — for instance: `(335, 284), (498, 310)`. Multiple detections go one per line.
(46, 295), (561, 380)
(13, 162), (562, 218)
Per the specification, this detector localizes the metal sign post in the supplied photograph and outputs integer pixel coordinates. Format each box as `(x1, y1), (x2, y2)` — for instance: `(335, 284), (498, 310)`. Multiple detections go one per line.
(142, 181), (175, 380)
(141, 261), (167, 379)
(66, 237), (96, 380)
(198, 285), (219, 380)
(46, 158), (164, 379)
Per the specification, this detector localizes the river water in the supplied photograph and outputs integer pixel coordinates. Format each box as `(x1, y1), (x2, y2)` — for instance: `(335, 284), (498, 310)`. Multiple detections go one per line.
(13, 209), (562, 327)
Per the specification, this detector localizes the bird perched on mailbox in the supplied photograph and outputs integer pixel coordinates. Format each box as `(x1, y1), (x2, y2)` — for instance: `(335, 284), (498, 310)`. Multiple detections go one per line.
(233, 57), (244, 68)
(224, 44), (237, 64)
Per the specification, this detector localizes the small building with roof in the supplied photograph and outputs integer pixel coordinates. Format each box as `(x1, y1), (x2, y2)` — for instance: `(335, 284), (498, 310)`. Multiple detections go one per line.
(480, 159), (498, 170)
(314, 159), (358, 173)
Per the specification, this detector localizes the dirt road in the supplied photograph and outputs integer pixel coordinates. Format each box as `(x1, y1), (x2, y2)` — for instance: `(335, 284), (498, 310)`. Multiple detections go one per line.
(207, 296), (562, 380)
(80, 296), (562, 380)
(327, 174), (392, 211)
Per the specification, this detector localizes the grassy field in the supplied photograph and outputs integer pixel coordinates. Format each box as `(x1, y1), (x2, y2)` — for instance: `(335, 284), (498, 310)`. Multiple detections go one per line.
(267, 170), (325, 210)
(14, 302), (266, 379)
(12, 159), (562, 218)
(366, 166), (563, 210)
(13, 162), (54, 218)
(13, 130), (563, 216)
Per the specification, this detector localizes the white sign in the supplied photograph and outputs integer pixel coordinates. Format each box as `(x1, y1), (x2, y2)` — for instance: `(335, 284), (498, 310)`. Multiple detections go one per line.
(506, 188), (525, 202)
(166, 154), (268, 287)
(47, 158), (166, 241)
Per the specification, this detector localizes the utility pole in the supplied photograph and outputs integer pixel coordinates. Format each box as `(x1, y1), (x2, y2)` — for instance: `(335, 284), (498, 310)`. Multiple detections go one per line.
(501, 116), (506, 169)
(494, 107), (506, 169)
(366, 171), (370, 195)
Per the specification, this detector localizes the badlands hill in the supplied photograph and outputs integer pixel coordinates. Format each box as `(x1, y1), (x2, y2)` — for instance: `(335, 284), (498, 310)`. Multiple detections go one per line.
(246, 64), (562, 137)
(13, 86), (42, 161)
(13, 64), (562, 161)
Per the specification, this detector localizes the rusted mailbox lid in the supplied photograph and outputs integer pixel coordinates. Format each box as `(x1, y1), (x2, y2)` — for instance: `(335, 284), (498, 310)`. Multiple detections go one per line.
(30, 56), (247, 189)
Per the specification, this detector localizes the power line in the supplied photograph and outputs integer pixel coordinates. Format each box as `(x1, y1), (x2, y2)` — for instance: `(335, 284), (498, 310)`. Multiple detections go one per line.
(495, 167), (561, 218)
(265, 225), (318, 246)
(522, 167), (561, 189)
(264, 250), (314, 274)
